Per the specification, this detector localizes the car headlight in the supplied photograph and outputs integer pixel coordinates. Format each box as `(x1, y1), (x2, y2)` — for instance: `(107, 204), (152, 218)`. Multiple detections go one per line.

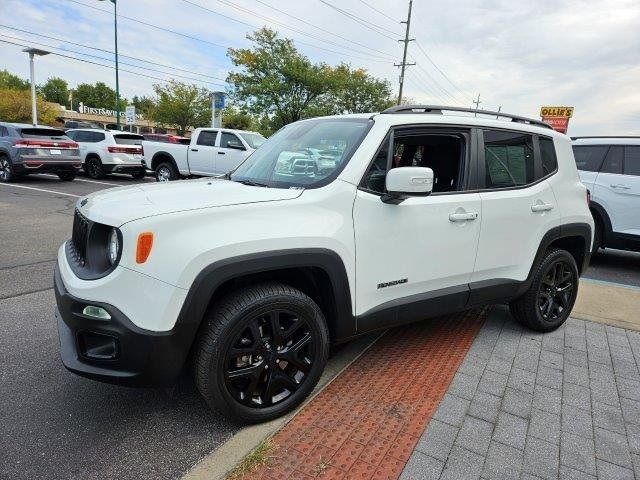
(107, 228), (120, 265)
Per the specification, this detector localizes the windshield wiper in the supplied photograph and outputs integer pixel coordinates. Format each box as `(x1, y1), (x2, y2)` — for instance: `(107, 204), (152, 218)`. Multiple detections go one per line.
(236, 179), (269, 188)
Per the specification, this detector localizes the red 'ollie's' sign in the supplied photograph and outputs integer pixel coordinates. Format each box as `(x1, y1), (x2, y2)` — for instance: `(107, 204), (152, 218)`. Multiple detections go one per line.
(540, 106), (574, 134)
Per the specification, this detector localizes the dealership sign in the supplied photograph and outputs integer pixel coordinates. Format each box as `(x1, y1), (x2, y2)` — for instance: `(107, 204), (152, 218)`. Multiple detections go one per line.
(77, 102), (144, 120)
(540, 106), (573, 134)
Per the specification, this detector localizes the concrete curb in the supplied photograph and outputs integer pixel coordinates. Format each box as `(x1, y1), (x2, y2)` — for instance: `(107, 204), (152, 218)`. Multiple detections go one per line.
(573, 278), (640, 331)
(181, 332), (381, 480)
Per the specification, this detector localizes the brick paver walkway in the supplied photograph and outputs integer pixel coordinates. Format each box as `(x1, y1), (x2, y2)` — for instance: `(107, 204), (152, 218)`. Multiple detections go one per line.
(401, 306), (640, 480)
(242, 309), (487, 480)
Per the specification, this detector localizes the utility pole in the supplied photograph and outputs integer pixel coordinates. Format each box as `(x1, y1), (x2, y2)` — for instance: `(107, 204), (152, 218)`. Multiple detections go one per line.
(472, 93), (481, 116)
(495, 105), (502, 119)
(100, 0), (120, 129)
(395, 0), (415, 105)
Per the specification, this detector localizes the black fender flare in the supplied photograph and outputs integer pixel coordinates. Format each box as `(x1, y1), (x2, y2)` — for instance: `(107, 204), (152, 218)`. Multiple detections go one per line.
(174, 248), (355, 353)
(589, 200), (613, 244)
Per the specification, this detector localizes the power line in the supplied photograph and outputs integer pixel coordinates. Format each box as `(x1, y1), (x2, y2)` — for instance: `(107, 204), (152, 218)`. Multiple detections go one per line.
(405, 70), (446, 104)
(61, 0), (228, 49)
(356, 0), (397, 24)
(0, 37), (218, 87)
(414, 41), (473, 103)
(0, 24), (227, 82)
(0, 33), (226, 87)
(317, 0), (400, 40)
(413, 61), (460, 104)
(251, 0), (396, 60)
(183, 0), (394, 62)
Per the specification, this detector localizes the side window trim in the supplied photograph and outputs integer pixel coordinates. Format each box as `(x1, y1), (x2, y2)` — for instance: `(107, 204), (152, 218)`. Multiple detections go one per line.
(357, 125), (474, 196)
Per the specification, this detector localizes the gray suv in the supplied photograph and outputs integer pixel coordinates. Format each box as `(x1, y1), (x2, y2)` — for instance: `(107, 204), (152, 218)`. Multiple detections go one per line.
(0, 123), (82, 182)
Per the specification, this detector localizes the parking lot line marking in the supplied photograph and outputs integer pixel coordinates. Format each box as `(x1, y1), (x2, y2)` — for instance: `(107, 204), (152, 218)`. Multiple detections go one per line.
(0, 183), (80, 198)
(35, 174), (122, 187)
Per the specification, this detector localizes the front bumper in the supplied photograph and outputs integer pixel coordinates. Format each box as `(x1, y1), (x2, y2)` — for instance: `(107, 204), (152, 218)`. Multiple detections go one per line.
(54, 264), (192, 386)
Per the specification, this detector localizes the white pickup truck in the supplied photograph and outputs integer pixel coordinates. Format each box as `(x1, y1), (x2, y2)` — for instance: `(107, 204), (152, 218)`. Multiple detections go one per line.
(143, 127), (266, 181)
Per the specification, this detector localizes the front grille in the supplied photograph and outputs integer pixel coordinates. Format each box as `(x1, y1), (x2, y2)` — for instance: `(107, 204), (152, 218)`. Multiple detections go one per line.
(71, 209), (90, 266)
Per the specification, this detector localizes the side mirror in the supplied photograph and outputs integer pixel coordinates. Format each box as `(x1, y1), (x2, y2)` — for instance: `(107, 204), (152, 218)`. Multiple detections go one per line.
(382, 167), (433, 204)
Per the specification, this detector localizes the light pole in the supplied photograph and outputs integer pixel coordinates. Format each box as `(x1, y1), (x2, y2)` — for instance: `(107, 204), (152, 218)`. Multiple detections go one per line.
(23, 48), (50, 126)
(100, 0), (120, 129)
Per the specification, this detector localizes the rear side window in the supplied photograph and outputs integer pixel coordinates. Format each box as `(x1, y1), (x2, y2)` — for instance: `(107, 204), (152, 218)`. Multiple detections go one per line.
(572, 145), (608, 172)
(601, 146), (623, 174)
(539, 137), (558, 176)
(197, 130), (217, 146)
(0, 126), (9, 137)
(483, 130), (534, 188)
(114, 134), (143, 145)
(91, 132), (106, 142)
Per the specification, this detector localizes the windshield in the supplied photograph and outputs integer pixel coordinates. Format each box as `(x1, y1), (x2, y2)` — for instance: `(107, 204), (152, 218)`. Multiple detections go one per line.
(20, 128), (66, 139)
(231, 118), (371, 189)
(114, 134), (144, 145)
(239, 132), (267, 149)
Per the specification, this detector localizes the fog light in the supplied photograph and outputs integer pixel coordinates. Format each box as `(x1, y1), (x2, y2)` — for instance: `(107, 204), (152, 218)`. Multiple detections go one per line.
(82, 305), (111, 320)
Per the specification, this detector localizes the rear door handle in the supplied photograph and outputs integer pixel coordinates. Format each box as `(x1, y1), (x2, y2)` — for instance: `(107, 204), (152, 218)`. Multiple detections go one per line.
(531, 203), (554, 212)
(190, 148), (198, 152)
(218, 151), (226, 155)
(610, 184), (631, 190)
(449, 211), (478, 222)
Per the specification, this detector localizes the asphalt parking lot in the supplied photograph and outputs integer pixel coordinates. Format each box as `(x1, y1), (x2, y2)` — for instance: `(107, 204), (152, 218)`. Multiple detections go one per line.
(0, 174), (239, 480)
(1, 174), (639, 480)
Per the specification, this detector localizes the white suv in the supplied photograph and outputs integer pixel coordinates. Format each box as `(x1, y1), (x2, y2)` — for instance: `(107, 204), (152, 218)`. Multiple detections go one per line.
(55, 106), (593, 422)
(65, 129), (146, 179)
(572, 137), (640, 253)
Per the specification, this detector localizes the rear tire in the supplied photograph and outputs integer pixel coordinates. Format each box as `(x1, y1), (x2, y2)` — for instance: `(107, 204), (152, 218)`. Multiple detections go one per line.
(84, 156), (105, 179)
(155, 162), (179, 182)
(57, 171), (76, 181)
(510, 249), (579, 332)
(0, 155), (18, 183)
(193, 282), (329, 423)
(131, 169), (146, 180)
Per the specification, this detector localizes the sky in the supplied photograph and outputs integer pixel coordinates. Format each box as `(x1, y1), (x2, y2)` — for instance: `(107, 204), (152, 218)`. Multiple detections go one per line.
(0, 0), (639, 135)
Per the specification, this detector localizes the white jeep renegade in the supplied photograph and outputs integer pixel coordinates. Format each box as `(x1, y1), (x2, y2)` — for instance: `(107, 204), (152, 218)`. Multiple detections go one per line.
(55, 106), (593, 422)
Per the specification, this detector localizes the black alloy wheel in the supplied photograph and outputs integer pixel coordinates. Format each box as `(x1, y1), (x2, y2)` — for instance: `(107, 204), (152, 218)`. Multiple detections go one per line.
(509, 248), (579, 332)
(537, 259), (575, 321)
(0, 156), (16, 182)
(193, 283), (329, 423)
(224, 309), (315, 408)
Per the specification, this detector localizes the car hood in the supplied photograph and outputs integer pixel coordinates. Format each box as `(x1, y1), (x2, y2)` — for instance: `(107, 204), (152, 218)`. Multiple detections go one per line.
(77, 178), (304, 226)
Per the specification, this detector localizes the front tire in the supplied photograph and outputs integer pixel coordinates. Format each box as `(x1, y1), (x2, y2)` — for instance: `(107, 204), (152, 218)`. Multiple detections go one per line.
(155, 162), (179, 182)
(84, 156), (105, 179)
(193, 283), (329, 423)
(57, 171), (76, 181)
(510, 249), (579, 332)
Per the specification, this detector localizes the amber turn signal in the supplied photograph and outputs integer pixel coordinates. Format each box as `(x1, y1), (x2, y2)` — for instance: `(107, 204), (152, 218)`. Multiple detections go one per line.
(136, 232), (154, 264)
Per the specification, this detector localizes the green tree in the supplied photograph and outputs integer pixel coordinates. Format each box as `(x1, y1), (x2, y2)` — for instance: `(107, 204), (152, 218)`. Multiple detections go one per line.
(0, 70), (29, 90)
(0, 88), (59, 125)
(40, 77), (69, 106)
(221, 106), (255, 130)
(152, 80), (210, 135)
(131, 95), (156, 119)
(227, 28), (336, 131)
(74, 82), (127, 110)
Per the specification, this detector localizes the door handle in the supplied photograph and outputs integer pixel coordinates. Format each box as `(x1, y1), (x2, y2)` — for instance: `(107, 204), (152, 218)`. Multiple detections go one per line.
(218, 151), (226, 155)
(449, 211), (478, 222)
(531, 203), (554, 212)
(190, 148), (199, 152)
(610, 184), (631, 190)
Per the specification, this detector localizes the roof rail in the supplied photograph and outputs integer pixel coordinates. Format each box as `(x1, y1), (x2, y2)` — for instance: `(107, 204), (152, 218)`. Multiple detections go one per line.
(381, 105), (553, 130)
(571, 136), (640, 140)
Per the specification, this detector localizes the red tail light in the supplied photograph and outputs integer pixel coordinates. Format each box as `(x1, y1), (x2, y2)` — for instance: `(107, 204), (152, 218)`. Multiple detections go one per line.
(107, 145), (143, 154)
(13, 139), (78, 149)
